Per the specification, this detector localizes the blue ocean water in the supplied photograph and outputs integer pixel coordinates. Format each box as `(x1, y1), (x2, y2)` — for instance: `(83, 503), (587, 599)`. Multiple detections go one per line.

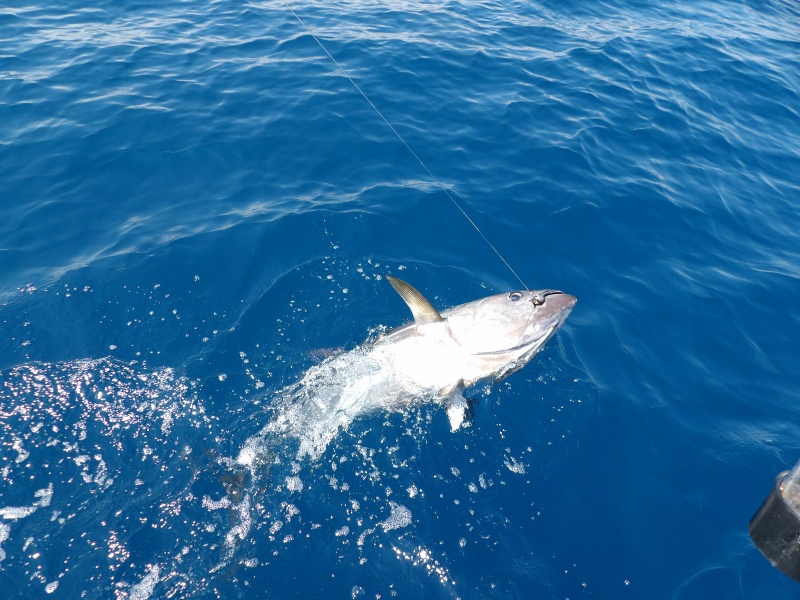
(1, 0), (799, 597)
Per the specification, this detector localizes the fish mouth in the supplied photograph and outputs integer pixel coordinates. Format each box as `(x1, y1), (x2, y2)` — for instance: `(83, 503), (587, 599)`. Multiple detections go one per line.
(533, 292), (577, 318)
(473, 322), (561, 358)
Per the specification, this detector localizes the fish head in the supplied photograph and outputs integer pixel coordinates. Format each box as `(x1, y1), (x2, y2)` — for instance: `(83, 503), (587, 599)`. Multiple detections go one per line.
(444, 289), (577, 371)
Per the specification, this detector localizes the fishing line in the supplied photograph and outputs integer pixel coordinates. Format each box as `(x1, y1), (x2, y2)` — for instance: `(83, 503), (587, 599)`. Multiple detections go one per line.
(281, 1), (529, 291)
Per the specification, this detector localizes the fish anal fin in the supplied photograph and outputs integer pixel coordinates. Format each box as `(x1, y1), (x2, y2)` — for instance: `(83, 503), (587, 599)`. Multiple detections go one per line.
(386, 275), (443, 325)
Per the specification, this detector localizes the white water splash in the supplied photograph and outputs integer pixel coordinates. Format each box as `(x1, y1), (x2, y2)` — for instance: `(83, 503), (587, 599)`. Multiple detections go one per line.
(129, 564), (161, 600)
(250, 346), (432, 463)
(0, 358), (214, 597)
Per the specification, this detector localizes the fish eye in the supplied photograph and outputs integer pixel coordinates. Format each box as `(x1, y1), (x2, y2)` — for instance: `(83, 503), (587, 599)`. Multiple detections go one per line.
(508, 292), (523, 302)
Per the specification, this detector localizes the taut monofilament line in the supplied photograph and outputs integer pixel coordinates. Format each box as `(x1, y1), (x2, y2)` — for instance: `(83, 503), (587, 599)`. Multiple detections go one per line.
(280, 0), (529, 291)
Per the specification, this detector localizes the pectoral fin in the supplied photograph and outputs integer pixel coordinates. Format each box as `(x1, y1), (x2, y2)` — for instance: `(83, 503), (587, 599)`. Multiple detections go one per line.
(445, 394), (468, 432)
(386, 276), (442, 325)
(439, 380), (467, 432)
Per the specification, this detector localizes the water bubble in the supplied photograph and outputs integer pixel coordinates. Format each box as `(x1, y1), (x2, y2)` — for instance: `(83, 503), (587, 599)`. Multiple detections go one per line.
(285, 476), (303, 492)
(381, 502), (411, 532)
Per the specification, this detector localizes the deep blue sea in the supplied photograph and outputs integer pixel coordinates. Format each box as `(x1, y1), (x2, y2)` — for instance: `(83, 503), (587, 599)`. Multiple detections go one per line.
(2, 0), (800, 598)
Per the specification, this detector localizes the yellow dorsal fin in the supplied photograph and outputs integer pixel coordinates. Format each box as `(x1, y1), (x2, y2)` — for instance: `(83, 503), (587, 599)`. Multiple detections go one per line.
(386, 276), (443, 325)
